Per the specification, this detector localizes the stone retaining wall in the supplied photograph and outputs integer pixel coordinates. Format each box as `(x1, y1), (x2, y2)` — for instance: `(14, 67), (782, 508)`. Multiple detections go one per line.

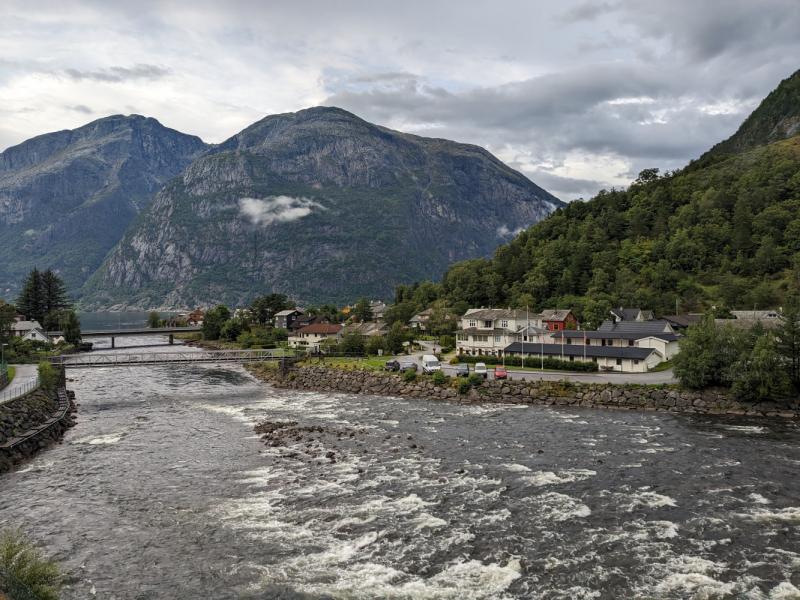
(0, 369), (8, 390)
(0, 373), (77, 474)
(250, 364), (800, 418)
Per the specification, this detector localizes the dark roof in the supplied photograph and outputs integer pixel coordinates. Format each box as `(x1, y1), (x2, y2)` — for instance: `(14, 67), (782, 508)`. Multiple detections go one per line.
(551, 330), (679, 342)
(288, 315), (331, 330)
(597, 321), (674, 335)
(463, 308), (534, 320)
(503, 342), (657, 360)
(658, 314), (702, 328)
(610, 308), (642, 321)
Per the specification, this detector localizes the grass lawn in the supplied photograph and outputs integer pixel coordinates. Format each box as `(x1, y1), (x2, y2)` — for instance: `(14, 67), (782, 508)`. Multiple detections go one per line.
(649, 359), (673, 372)
(6, 366), (14, 386)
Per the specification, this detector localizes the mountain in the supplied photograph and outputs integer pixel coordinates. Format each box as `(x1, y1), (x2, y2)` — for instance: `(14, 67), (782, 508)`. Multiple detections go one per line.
(703, 68), (800, 159)
(80, 107), (561, 309)
(0, 115), (209, 298)
(416, 72), (800, 327)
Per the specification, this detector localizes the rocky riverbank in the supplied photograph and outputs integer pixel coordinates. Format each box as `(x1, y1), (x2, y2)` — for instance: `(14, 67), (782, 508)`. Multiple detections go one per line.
(0, 383), (77, 474)
(247, 363), (800, 418)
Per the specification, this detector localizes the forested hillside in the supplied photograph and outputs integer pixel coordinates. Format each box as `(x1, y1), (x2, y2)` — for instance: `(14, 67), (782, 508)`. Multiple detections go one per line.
(430, 134), (800, 328)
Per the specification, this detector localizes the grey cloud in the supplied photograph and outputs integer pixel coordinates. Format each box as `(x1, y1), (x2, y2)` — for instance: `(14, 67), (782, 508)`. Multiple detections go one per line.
(66, 104), (93, 114)
(239, 196), (323, 227)
(64, 64), (170, 83)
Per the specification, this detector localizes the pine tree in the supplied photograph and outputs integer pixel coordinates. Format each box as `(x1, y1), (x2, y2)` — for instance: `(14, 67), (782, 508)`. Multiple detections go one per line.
(16, 268), (45, 323)
(40, 269), (70, 316)
(62, 310), (82, 346)
(775, 294), (800, 389)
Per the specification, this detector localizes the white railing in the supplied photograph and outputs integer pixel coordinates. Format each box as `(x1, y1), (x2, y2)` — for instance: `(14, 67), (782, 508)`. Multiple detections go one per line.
(48, 348), (298, 368)
(0, 376), (41, 405)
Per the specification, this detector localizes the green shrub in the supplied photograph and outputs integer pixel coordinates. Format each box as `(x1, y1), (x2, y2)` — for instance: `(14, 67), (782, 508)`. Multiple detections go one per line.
(467, 373), (483, 388)
(0, 527), (62, 600)
(449, 356), (460, 365)
(432, 370), (447, 386)
(237, 332), (255, 348)
(37, 361), (58, 391)
(403, 369), (417, 383)
(457, 379), (471, 395)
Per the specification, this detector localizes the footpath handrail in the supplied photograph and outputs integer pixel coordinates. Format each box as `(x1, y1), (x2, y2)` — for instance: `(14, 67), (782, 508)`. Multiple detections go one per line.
(0, 376), (40, 406)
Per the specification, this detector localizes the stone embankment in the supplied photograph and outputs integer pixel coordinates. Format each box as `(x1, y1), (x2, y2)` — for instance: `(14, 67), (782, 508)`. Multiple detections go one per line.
(0, 374), (77, 474)
(248, 364), (800, 418)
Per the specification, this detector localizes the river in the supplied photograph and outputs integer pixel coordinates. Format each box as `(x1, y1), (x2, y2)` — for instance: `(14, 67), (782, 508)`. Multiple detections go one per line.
(2, 337), (800, 599)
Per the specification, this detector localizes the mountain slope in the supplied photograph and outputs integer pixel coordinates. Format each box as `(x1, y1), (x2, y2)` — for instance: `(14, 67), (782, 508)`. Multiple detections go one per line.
(80, 107), (561, 309)
(0, 115), (209, 296)
(704, 68), (800, 159)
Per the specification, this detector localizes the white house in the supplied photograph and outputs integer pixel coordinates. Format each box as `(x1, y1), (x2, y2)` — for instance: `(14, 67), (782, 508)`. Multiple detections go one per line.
(21, 327), (52, 344)
(288, 323), (343, 352)
(11, 320), (44, 338)
(503, 341), (662, 373)
(455, 309), (548, 357)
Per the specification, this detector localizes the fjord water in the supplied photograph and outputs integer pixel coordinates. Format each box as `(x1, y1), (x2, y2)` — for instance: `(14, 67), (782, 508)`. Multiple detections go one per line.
(2, 340), (800, 599)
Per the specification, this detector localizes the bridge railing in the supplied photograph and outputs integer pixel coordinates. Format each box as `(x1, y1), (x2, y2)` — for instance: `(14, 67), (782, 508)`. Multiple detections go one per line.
(0, 376), (41, 405)
(47, 348), (301, 368)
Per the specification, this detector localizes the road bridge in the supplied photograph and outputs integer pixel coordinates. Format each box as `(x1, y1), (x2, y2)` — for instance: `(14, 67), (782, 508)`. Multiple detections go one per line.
(48, 348), (298, 369)
(47, 327), (201, 348)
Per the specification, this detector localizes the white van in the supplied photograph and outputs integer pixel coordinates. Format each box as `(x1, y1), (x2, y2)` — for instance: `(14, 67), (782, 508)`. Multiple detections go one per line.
(421, 355), (441, 374)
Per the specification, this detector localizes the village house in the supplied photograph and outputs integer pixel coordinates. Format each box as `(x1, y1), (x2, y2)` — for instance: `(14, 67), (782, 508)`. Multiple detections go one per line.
(455, 309), (548, 357)
(371, 302), (390, 323)
(11, 320), (44, 338)
(550, 320), (680, 360)
(409, 308), (432, 331)
(21, 326), (52, 344)
(185, 309), (205, 325)
(657, 314), (702, 331)
(288, 323), (343, 352)
(287, 314), (332, 334)
(540, 309), (578, 332)
(503, 341), (662, 373)
(275, 309), (302, 329)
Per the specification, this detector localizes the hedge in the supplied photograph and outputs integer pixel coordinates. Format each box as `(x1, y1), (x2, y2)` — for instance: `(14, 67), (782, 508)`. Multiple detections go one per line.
(452, 355), (599, 372)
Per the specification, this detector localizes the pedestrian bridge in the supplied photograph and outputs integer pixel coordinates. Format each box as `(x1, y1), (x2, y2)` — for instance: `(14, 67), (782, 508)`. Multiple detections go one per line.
(47, 327), (202, 348)
(48, 348), (299, 369)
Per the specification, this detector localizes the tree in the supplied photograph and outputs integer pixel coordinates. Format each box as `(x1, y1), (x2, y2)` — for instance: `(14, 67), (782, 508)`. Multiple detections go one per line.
(40, 269), (70, 316)
(775, 294), (800, 389)
(0, 526), (62, 600)
(732, 334), (791, 402)
(673, 315), (741, 389)
(61, 310), (82, 346)
(384, 301), (415, 327)
(427, 299), (457, 336)
(16, 267), (44, 322)
(386, 321), (407, 355)
(353, 297), (373, 323)
(365, 335), (388, 356)
(251, 294), (287, 325)
(201, 307), (228, 341)
(0, 301), (18, 343)
(147, 311), (162, 328)
(340, 329), (365, 354)
(220, 319), (244, 341)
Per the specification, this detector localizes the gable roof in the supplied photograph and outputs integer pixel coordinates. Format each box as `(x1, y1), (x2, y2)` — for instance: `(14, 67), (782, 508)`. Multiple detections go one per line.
(551, 330), (679, 342)
(275, 309), (300, 317)
(341, 323), (389, 336)
(597, 321), (674, 335)
(11, 320), (43, 332)
(610, 308), (642, 321)
(462, 308), (535, 321)
(658, 314), (702, 328)
(540, 309), (573, 321)
(296, 323), (343, 335)
(288, 315), (331, 330)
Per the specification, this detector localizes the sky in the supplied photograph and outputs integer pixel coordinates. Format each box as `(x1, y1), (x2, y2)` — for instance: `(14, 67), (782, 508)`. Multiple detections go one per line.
(1, 0), (799, 202)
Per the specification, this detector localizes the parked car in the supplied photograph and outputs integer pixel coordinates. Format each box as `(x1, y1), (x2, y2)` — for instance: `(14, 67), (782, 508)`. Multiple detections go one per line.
(421, 354), (441, 375)
(384, 359), (400, 372)
(494, 366), (508, 379)
(474, 362), (488, 378)
(401, 362), (418, 373)
(456, 364), (470, 377)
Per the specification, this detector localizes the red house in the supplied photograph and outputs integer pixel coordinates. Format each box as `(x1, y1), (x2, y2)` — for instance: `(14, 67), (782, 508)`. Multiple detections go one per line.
(541, 309), (578, 332)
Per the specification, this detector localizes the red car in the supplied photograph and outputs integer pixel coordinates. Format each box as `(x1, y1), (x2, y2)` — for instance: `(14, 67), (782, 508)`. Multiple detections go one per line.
(494, 366), (508, 379)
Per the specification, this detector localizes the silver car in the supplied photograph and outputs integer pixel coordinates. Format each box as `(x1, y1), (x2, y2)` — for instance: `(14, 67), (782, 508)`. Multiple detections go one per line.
(474, 362), (488, 378)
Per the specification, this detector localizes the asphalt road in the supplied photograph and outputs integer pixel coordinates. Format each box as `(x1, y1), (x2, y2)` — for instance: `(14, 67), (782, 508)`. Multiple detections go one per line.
(386, 342), (679, 385)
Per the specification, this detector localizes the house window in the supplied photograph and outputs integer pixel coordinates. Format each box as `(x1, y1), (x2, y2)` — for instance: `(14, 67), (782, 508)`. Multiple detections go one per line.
(473, 335), (488, 342)
(566, 338), (572, 345)
(585, 338), (590, 345)
(501, 320), (508, 328)
(634, 360), (639, 365)
(494, 335), (502, 342)
(484, 320), (492, 328)
(628, 340), (634, 346)
(616, 358), (622, 365)
(569, 355), (574, 361)
(457, 334), (468, 341)
(469, 320), (476, 328)
(553, 324), (560, 331)
(592, 357), (597, 362)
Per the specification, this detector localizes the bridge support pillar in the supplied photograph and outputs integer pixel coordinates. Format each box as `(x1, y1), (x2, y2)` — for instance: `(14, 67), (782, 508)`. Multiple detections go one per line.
(169, 334), (174, 345)
(111, 337), (115, 349)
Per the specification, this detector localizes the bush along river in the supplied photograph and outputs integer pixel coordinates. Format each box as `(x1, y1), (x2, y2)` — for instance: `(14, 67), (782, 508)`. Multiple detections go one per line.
(1, 340), (800, 599)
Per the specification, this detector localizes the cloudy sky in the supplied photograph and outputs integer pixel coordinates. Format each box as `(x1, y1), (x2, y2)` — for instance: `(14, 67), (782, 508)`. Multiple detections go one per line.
(1, 1), (799, 201)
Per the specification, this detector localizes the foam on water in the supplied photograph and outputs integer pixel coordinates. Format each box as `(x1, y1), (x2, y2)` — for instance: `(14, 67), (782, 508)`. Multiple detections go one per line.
(521, 469), (596, 486)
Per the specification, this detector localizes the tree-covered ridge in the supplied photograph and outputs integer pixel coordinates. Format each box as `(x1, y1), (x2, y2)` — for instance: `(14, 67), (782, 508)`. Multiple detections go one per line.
(704, 68), (800, 158)
(435, 134), (800, 328)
